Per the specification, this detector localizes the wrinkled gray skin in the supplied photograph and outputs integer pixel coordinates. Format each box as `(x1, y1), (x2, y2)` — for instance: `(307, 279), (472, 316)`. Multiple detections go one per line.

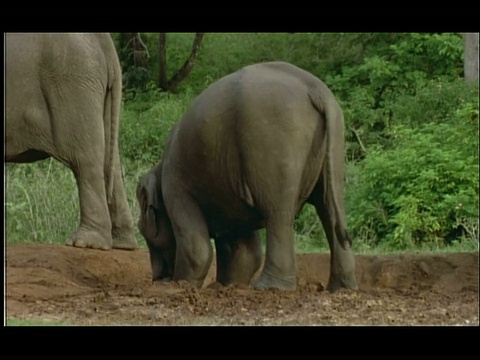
(137, 61), (357, 291)
(6, 33), (137, 251)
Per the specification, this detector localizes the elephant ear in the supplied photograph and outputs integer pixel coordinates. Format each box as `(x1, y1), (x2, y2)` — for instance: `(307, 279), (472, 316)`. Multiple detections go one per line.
(137, 173), (160, 241)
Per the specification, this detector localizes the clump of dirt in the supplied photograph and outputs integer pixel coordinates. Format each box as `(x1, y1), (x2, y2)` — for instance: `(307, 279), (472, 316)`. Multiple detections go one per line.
(5, 244), (479, 325)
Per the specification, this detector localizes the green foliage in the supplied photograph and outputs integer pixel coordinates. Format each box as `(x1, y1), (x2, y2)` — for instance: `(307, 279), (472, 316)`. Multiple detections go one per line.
(120, 90), (194, 165)
(326, 33), (464, 160)
(117, 33), (374, 95)
(112, 33), (152, 90)
(388, 33), (463, 78)
(6, 33), (478, 255)
(347, 82), (479, 250)
(5, 159), (150, 249)
(5, 160), (78, 244)
(294, 205), (328, 253)
(389, 78), (478, 130)
(123, 66), (151, 90)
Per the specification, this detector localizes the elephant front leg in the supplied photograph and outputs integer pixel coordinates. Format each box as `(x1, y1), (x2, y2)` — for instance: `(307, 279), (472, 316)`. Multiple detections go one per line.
(166, 190), (213, 288)
(215, 230), (263, 286)
(108, 152), (137, 250)
(66, 162), (113, 250)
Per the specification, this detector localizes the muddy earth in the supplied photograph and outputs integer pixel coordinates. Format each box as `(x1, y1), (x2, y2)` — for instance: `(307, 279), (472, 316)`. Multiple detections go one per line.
(5, 244), (479, 325)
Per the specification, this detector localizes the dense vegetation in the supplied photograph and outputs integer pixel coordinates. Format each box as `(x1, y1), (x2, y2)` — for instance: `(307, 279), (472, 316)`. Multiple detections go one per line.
(5, 33), (478, 253)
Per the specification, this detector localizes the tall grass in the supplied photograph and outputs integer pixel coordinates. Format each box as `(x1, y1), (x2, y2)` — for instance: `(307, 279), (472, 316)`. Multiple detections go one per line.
(7, 155), (476, 253)
(5, 161), (78, 245)
(5, 158), (150, 248)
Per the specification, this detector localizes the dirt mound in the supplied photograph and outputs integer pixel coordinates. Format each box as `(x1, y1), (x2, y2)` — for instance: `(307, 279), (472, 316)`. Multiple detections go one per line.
(5, 244), (479, 325)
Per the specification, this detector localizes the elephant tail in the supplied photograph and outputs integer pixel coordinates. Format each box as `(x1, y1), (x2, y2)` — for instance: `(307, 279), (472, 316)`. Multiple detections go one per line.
(309, 84), (351, 248)
(104, 38), (122, 205)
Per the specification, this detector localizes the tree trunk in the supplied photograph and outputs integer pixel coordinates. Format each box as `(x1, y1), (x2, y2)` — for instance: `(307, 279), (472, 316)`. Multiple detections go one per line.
(158, 33), (205, 92)
(120, 33), (148, 68)
(462, 33), (479, 83)
(158, 33), (168, 90)
(167, 33), (204, 91)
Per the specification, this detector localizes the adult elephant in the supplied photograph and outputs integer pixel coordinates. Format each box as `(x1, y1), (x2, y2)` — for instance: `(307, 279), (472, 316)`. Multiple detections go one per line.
(6, 33), (137, 251)
(136, 61), (357, 291)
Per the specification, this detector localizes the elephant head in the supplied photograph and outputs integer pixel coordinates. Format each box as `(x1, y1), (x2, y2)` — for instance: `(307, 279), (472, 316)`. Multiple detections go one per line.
(136, 168), (176, 282)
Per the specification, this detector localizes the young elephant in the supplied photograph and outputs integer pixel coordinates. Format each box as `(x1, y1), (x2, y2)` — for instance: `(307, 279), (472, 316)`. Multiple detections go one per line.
(137, 61), (357, 291)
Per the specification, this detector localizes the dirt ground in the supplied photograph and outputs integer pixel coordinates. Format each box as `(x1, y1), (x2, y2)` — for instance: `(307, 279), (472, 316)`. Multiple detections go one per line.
(5, 244), (479, 326)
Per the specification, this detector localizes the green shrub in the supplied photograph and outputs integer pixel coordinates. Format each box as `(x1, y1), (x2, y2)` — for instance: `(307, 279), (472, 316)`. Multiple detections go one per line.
(326, 33), (464, 160)
(347, 83), (479, 249)
(388, 78), (479, 129)
(119, 90), (194, 166)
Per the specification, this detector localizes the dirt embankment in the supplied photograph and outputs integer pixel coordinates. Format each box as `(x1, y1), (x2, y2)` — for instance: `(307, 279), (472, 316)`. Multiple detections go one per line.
(5, 244), (479, 325)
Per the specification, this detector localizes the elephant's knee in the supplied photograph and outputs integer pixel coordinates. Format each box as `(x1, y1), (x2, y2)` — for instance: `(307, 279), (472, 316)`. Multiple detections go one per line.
(175, 234), (213, 284)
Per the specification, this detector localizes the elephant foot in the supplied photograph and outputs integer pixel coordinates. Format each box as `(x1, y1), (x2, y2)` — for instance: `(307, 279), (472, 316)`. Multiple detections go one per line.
(327, 272), (358, 293)
(66, 227), (112, 251)
(253, 270), (296, 291)
(206, 281), (224, 290)
(153, 277), (172, 283)
(112, 227), (137, 250)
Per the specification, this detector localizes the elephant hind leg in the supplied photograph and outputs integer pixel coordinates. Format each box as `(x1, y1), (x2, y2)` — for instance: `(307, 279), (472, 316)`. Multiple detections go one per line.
(248, 158), (302, 291)
(108, 149), (137, 250)
(214, 230), (262, 286)
(309, 181), (357, 292)
(56, 111), (114, 251)
(253, 217), (297, 290)
(66, 159), (113, 250)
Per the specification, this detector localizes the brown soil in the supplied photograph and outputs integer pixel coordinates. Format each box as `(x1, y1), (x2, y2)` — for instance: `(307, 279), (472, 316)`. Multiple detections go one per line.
(5, 244), (479, 325)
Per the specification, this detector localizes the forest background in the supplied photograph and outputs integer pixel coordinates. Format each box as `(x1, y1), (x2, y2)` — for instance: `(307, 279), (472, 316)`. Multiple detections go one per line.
(5, 33), (479, 254)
